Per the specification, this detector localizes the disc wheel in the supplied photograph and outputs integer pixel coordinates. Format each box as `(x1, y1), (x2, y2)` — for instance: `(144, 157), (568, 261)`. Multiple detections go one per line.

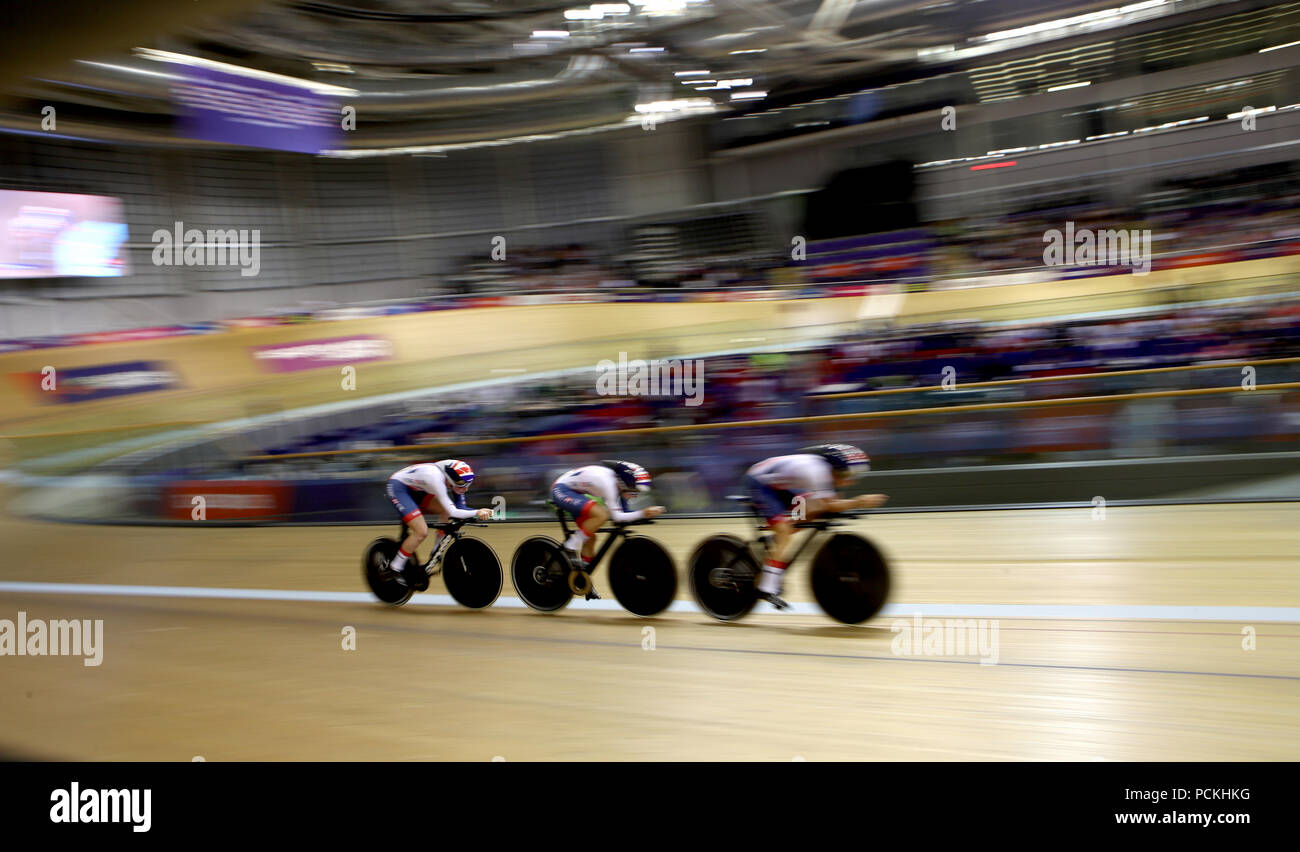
(363, 537), (414, 606)
(442, 537), (503, 610)
(810, 533), (890, 624)
(510, 536), (573, 612)
(688, 534), (760, 621)
(608, 536), (677, 617)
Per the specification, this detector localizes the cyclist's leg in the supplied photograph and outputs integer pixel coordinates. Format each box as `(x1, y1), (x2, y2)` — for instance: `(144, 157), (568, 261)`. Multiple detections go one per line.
(551, 483), (608, 565)
(744, 475), (794, 553)
(421, 493), (452, 553)
(385, 479), (429, 575)
(745, 475), (795, 603)
(400, 516), (430, 568)
(578, 502), (607, 565)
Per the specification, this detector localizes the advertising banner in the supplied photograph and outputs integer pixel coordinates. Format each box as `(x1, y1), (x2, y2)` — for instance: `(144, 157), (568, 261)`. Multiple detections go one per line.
(163, 480), (293, 521)
(172, 64), (342, 155)
(12, 360), (180, 404)
(250, 336), (393, 373)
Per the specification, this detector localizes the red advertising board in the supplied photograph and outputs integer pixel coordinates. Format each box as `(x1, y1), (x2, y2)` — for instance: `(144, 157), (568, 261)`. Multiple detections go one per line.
(163, 480), (292, 521)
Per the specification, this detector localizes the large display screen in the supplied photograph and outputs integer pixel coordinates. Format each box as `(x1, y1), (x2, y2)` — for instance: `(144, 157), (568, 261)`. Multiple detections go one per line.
(0, 190), (130, 278)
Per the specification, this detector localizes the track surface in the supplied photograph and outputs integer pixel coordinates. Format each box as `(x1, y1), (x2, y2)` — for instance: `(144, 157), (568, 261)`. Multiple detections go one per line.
(1, 504), (1297, 760)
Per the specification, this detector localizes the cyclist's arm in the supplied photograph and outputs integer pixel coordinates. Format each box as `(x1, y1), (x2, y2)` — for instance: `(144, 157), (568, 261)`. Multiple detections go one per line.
(601, 476), (646, 523)
(808, 495), (859, 515)
(423, 474), (480, 519)
(807, 494), (885, 515)
(609, 506), (647, 522)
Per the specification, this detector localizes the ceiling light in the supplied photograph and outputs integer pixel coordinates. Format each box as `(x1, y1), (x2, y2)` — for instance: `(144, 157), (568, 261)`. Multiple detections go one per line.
(633, 0), (688, 13)
(311, 61), (354, 74)
(1227, 106), (1275, 119)
(133, 47), (356, 95)
(1046, 80), (1091, 91)
(635, 97), (715, 113)
(1206, 80), (1251, 92)
(981, 1), (1166, 43)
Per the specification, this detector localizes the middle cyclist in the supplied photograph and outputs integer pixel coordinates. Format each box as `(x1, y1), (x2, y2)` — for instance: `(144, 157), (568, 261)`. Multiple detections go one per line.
(550, 459), (666, 600)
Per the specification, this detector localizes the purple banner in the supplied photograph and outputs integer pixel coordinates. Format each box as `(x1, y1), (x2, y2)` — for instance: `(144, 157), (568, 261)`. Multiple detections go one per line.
(250, 336), (393, 373)
(171, 64), (341, 154)
(17, 360), (180, 404)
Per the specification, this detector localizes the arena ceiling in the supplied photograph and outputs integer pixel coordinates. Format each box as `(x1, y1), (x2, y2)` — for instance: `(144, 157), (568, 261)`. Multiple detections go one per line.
(0, 0), (1293, 152)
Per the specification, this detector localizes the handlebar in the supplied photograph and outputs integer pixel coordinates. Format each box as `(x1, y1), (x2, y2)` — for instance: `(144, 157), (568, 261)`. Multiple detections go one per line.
(429, 518), (490, 532)
(774, 510), (870, 531)
(590, 517), (656, 534)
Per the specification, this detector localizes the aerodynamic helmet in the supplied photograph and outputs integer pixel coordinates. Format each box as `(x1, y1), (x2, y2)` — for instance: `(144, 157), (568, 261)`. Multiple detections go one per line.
(601, 459), (652, 494)
(439, 459), (476, 490)
(799, 444), (870, 476)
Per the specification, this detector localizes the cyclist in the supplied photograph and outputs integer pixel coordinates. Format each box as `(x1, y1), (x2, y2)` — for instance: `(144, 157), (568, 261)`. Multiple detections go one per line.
(550, 459), (665, 599)
(385, 459), (494, 588)
(743, 444), (887, 609)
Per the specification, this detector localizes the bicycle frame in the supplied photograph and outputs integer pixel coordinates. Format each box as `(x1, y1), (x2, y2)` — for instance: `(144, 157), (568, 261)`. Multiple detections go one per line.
(740, 503), (847, 566)
(553, 507), (648, 576)
(397, 518), (484, 576)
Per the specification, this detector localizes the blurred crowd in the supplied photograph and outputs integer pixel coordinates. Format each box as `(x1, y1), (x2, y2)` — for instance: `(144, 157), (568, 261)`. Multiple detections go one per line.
(441, 162), (1300, 295)
(933, 195), (1300, 281)
(252, 297), (1300, 455)
(443, 241), (783, 295)
(445, 243), (638, 294)
(231, 296), (1299, 513)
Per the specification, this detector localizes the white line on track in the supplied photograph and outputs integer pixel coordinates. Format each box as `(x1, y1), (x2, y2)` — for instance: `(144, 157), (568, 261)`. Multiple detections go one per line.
(1, 581), (1298, 622)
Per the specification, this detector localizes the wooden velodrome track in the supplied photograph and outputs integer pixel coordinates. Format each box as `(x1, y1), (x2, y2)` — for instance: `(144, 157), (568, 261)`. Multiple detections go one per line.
(1, 498), (1296, 761)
